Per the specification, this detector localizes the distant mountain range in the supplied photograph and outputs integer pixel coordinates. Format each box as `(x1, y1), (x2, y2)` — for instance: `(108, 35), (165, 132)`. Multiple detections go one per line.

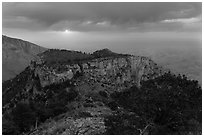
(2, 35), (47, 81)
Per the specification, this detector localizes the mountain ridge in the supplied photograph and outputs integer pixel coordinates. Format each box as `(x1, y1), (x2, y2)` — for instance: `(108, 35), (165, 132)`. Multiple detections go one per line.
(2, 35), (47, 81)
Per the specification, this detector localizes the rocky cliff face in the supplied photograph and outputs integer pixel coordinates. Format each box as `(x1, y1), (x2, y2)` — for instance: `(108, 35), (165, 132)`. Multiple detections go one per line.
(2, 35), (47, 81)
(32, 55), (165, 90)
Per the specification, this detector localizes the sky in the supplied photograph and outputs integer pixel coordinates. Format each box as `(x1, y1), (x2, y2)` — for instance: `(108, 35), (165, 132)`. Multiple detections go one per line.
(2, 2), (202, 53)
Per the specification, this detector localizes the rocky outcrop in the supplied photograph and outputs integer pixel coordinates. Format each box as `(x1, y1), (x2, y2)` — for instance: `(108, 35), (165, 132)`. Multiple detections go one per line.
(32, 55), (165, 88)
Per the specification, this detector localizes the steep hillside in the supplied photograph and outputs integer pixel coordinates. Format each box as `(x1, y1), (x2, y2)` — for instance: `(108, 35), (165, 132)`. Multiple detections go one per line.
(2, 35), (47, 81)
(2, 48), (201, 135)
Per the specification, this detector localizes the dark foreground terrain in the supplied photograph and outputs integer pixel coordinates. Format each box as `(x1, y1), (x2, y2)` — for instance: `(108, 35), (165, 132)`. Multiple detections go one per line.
(2, 48), (202, 135)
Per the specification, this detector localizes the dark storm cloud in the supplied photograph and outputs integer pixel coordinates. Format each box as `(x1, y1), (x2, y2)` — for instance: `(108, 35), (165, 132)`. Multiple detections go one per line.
(2, 2), (202, 31)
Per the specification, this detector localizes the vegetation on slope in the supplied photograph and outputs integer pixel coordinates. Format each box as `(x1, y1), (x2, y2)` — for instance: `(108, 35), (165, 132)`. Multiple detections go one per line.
(39, 48), (129, 67)
(2, 67), (34, 106)
(105, 72), (202, 135)
(3, 79), (79, 134)
(39, 49), (93, 66)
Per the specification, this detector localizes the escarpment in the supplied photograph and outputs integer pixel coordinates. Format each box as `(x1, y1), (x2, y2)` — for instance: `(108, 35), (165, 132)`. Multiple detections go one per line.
(32, 55), (165, 89)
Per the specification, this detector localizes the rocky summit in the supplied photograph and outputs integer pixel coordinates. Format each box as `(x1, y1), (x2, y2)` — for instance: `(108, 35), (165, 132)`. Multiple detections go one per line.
(2, 48), (201, 135)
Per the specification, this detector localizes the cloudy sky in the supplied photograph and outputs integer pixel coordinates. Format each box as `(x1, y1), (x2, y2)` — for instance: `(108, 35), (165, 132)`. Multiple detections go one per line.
(2, 2), (202, 53)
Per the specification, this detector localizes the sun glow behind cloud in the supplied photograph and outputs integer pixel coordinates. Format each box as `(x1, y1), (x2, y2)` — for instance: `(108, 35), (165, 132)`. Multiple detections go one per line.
(64, 29), (71, 33)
